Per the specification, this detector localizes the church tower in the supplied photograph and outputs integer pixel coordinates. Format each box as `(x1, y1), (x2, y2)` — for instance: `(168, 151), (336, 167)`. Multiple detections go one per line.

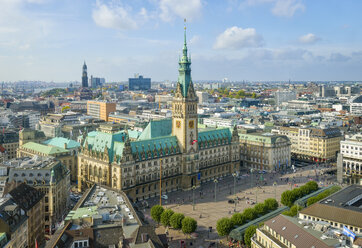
(172, 23), (199, 189)
(82, 61), (88, 88)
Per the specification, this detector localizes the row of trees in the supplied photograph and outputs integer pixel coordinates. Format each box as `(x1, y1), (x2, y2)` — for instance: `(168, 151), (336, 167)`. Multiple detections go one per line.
(216, 198), (278, 237)
(281, 181), (319, 207)
(307, 185), (341, 206)
(150, 205), (197, 234)
(282, 205), (303, 217)
(208, 88), (258, 99)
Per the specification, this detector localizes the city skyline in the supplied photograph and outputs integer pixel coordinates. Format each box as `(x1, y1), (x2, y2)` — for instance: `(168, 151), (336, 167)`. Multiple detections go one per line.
(0, 0), (362, 82)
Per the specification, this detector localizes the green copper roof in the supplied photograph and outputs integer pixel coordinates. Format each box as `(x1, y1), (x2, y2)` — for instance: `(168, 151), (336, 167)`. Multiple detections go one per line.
(127, 130), (141, 139)
(178, 26), (192, 97)
(84, 130), (127, 163)
(138, 119), (172, 140)
(239, 132), (289, 144)
(22, 142), (69, 155)
(198, 128), (232, 149)
(42, 137), (80, 149)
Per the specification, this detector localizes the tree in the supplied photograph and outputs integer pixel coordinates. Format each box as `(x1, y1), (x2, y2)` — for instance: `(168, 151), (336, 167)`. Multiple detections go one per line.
(231, 213), (245, 226)
(244, 225), (257, 247)
(181, 217), (197, 234)
(254, 203), (267, 216)
(281, 190), (296, 207)
(264, 198), (278, 211)
(251, 92), (257, 98)
(150, 205), (164, 224)
(242, 208), (257, 221)
(170, 213), (184, 230)
(216, 218), (234, 237)
(306, 181), (318, 192)
(283, 205), (303, 217)
(160, 209), (174, 227)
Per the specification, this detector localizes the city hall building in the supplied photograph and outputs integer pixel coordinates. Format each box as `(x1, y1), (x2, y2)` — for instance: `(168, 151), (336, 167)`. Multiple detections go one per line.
(77, 28), (241, 200)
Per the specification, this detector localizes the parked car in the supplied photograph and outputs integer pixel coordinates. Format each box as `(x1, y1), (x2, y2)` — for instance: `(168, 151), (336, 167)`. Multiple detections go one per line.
(161, 195), (168, 200)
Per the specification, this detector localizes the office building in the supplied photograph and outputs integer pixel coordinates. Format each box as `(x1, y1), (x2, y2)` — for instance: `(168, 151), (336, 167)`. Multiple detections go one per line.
(340, 134), (362, 183)
(87, 101), (116, 122)
(276, 126), (342, 162)
(129, 74), (151, 91)
(239, 130), (291, 171)
(274, 90), (297, 106)
(78, 29), (241, 200)
(90, 76), (105, 89)
(196, 91), (209, 104)
(350, 95), (362, 115)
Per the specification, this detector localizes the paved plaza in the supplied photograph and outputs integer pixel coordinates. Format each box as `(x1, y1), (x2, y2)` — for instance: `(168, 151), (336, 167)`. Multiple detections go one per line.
(142, 165), (336, 246)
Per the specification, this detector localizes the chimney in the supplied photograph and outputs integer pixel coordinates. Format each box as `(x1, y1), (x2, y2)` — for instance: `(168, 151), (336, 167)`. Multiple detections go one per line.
(64, 143), (67, 149)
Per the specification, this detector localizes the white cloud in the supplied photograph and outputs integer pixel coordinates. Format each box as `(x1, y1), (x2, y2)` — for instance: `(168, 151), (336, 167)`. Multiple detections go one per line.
(272, 0), (305, 17)
(189, 35), (200, 45)
(213, 26), (263, 50)
(299, 33), (320, 44)
(159, 0), (202, 22)
(92, 0), (138, 30)
(241, 0), (305, 17)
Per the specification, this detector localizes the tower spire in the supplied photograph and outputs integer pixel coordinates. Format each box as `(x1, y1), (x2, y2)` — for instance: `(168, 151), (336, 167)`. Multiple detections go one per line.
(183, 19), (187, 56)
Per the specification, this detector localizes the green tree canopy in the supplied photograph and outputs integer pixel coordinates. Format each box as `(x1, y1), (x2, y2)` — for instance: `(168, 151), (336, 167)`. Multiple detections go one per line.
(170, 213), (184, 230)
(181, 217), (197, 234)
(244, 225), (257, 247)
(231, 213), (245, 226)
(216, 218), (234, 237)
(150, 205), (164, 223)
(242, 208), (257, 221)
(282, 205), (303, 217)
(254, 203), (267, 216)
(264, 198), (278, 211)
(281, 190), (296, 207)
(160, 209), (174, 227)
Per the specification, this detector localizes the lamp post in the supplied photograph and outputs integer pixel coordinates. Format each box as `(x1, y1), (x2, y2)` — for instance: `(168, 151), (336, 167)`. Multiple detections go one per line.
(232, 173), (237, 212)
(192, 185), (196, 210)
(214, 179), (218, 202)
(159, 158), (162, 206)
(250, 168), (253, 189)
(273, 182), (277, 200)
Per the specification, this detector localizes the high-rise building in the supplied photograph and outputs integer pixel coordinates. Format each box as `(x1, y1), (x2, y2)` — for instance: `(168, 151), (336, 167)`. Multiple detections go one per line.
(87, 101), (116, 122)
(81, 62), (88, 88)
(90, 76), (105, 88)
(128, 74), (151, 90)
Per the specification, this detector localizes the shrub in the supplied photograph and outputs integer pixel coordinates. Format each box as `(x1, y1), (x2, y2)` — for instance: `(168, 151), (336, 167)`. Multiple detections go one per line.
(181, 217), (197, 234)
(170, 213), (184, 229)
(150, 205), (164, 223)
(216, 218), (234, 237)
(160, 209), (174, 226)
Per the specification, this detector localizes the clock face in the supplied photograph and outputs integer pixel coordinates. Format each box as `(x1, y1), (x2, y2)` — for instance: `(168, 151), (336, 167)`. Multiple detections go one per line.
(176, 121), (181, 128)
(189, 120), (194, 128)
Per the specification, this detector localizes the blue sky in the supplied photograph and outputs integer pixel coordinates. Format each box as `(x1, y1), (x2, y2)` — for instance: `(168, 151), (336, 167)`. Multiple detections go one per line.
(0, 0), (361, 82)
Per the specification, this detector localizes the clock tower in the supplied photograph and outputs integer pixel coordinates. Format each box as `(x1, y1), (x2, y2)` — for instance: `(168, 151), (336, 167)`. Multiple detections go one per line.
(172, 24), (199, 189)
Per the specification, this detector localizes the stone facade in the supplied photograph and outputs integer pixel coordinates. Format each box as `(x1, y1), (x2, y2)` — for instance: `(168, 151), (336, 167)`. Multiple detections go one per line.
(77, 28), (241, 200)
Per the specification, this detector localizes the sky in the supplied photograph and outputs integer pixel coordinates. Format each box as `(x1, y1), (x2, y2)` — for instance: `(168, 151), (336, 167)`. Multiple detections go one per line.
(0, 0), (362, 82)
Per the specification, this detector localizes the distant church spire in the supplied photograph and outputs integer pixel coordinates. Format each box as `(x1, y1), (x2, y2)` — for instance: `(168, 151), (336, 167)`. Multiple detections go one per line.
(178, 19), (192, 98)
(82, 61), (88, 88)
